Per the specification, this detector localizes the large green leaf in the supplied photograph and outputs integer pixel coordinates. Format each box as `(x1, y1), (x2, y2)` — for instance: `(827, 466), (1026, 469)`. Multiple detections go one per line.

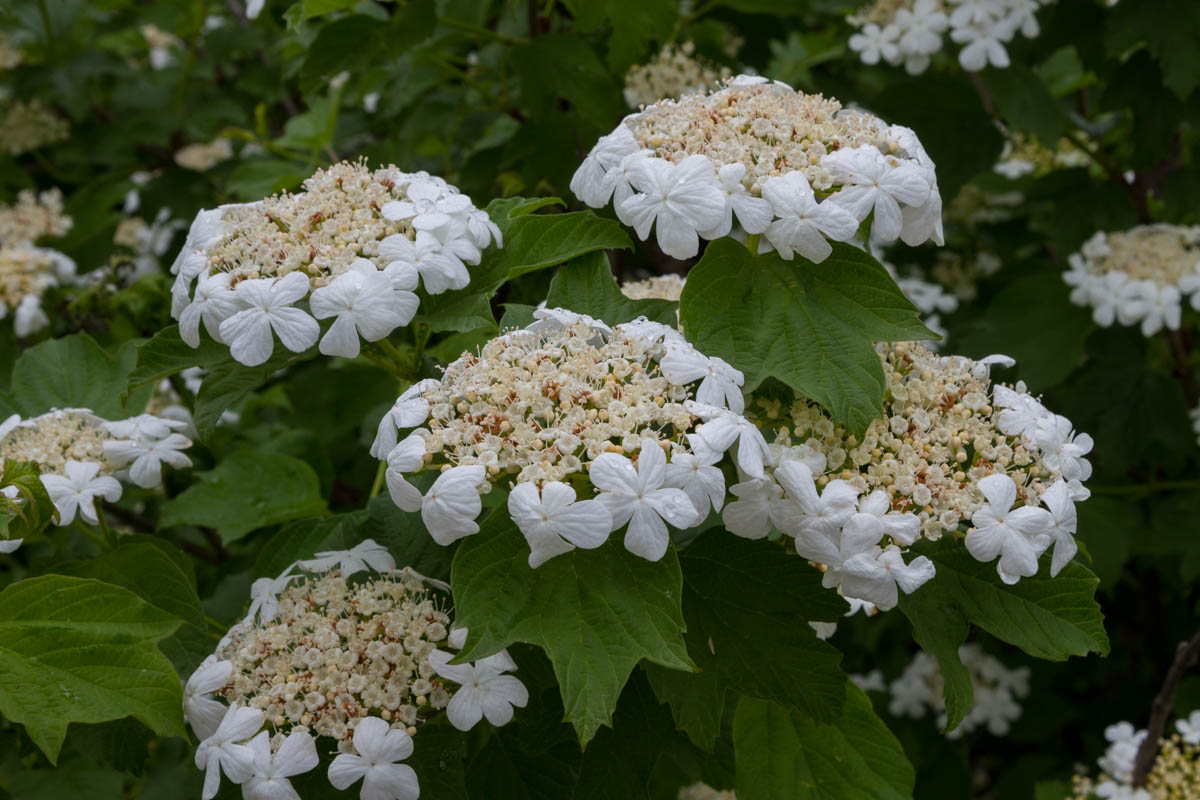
(161, 450), (328, 544)
(732, 685), (915, 800)
(0, 575), (185, 763)
(1105, 0), (1200, 98)
(679, 239), (933, 435)
(55, 538), (209, 675)
(677, 531), (847, 723)
(9, 333), (150, 420)
(546, 252), (679, 326)
(451, 510), (695, 745)
(910, 539), (1109, 661)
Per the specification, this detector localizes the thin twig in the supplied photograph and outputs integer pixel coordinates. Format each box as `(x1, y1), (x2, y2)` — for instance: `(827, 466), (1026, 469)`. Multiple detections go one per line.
(1132, 626), (1200, 786)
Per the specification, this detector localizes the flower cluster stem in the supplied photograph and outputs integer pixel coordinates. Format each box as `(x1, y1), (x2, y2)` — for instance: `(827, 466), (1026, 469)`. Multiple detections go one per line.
(1132, 624), (1200, 786)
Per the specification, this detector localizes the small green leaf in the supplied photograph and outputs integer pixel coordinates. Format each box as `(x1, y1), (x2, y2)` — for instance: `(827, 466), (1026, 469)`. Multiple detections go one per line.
(11, 333), (150, 420)
(546, 252), (679, 326)
(0, 575), (185, 763)
(911, 539), (1109, 661)
(161, 451), (328, 544)
(679, 240), (932, 435)
(897, 588), (973, 733)
(733, 685), (915, 800)
(451, 509), (694, 745)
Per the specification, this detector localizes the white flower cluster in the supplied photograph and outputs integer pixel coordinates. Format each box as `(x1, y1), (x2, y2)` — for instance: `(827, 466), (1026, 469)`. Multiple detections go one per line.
(0, 99), (69, 155)
(623, 42), (731, 109)
(186, 544), (527, 800)
(848, 0), (1054, 74)
(1071, 713), (1200, 800)
(373, 309), (753, 565)
(0, 188), (76, 337)
(114, 207), (188, 281)
(1063, 225), (1200, 337)
(887, 643), (1030, 738)
(994, 130), (1092, 180)
(170, 161), (501, 366)
(174, 138), (233, 172)
(0, 408), (192, 527)
(620, 273), (686, 302)
(744, 341), (1093, 585)
(571, 76), (943, 261)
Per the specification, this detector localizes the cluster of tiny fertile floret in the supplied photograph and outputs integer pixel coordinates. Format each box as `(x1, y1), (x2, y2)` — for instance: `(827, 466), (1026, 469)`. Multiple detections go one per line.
(174, 138), (233, 172)
(994, 130), (1092, 180)
(848, 0), (1054, 74)
(425, 321), (694, 485)
(0, 99), (69, 155)
(1063, 225), (1200, 337)
(631, 80), (891, 194)
(622, 42), (731, 109)
(620, 274), (686, 302)
(0, 409), (113, 475)
(886, 643), (1031, 738)
(203, 161), (419, 285)
(1071, 713), (1200, 800)
(214, 572), (452, 744)
(746, 342), (1066, 541)
(0, 189), (75, 335)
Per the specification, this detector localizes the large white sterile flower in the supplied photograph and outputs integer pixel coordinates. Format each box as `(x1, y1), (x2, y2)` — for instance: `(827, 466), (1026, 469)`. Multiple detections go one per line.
(422, 464), (485, 545)
(245, 570), (298, 624)
(218, 272), (319, 367)
(852, 490), (920, 546)
(180, 271), (239, 347)
(1039, 480), (1078, 577)
(184, 657), (234, 741)
(507, 481), (612, 568)
(660, 343), (745, 412)
(664, 448), (726, 518)
(13, 294), (49, 338)
(839, 545), (936, 611)
(773, 461), (859, 563)
(327, 717), (419, 800)
(299, 538), (396, 576)
(384, 432), (429, 512)
(372, 379), (438, 458)
(686, 401), (772, 479)
(40, 460), (122, 526)
(1031, 414), (1093, 483)
(822, 146), (932, 242)
(571, 124), (640, 208)
(102, 432), (192, 489)
(993, 384), (1050, 438)
(722, 475), (785, 539)
(195, 704), (263, 800)
(309, 259), (417, 358)
(242, 730), (319, 800)
(379, 230), (469, 295)
(964, 473), (1052, 584)
(951, 21), (1011, 71)
(700, 162), (773, 239)
(848, 23), (899, 65)
(429, 649), (530, 730)
(618, 154), (727, 260)
(1176, 710), (1200, 745)
(590, 439), (698, 561)
(761, 171), (859, 263)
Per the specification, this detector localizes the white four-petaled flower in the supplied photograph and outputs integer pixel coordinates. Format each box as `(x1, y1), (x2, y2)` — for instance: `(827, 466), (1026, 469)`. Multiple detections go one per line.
(618, 154), (727, 260)
(822, 145), (932, 242)
(242, 729), (319, 800)
(298, 538), (396, 576)
(184, 656), (233, 741)
(964, 473), (1052, 584)
(195, 704), (264, 800)
(507, 481), (612, 568)
(218, 272), (319, 367)
(663, 448), (726, 519)
(372, 380), (438, 459)
(422, 465), (485, 545)
(429, 649), (530, 730)
(102, 432), (192, 489)
(384, 432), (429, 512)
(327, 717), (420, 800)
(660, 344), (746, 413)
(309, 259), (417, 358)
(761, 171), (860, 263)
(40, 460), (123, 526)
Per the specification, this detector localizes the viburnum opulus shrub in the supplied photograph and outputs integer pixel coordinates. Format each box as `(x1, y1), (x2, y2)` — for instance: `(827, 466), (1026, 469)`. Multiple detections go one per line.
(1, 1), (1199, 799)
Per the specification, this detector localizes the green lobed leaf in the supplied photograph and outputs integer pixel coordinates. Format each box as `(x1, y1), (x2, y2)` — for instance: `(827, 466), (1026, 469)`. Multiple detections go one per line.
(979, 65), (1067, 144)
(0, 575), (185, 763)
(910, 538), (1109, 661)
(677, 531), (847, 723)
(732, 685), (915, 800)
(679, 239), (933, 436)
(451, 509), (695, 745)
(55, 538), (209, 675)
(10, 333), (150, 420)
(1105, 0), (1200, 98)
(545, 252), (680, 326)
(161, 450), (328, 544)
(897, 588), (974, 733)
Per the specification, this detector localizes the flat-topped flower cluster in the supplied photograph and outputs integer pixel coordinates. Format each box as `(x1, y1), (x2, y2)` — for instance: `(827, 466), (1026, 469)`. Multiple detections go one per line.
(848, 0), (1055, 74)
(0, 408), (192, 529)
(0, 188), (75, 337)
(742, 341), (1092, 586)
(571, 76), (943, 261)
(885, 643), (1031, 738)
(1063, 224), (1200, 337)
(185, 543), (527, 800)
(1071, 711), (1200, 800)
(373, 309), (750, 564)
(170, 161), (501, 366)
(622, 42), (731, 109)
